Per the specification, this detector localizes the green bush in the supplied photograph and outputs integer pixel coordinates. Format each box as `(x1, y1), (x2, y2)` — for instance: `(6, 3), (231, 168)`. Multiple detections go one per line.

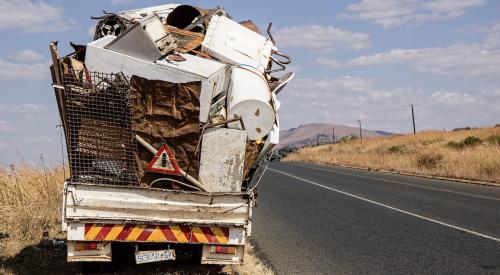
(485, 135), (500, 146)
(447, 136), (482, 150)
(463, 136), (482, 147)
(387, 145), (404, 154)
(447, 141), (464, 150)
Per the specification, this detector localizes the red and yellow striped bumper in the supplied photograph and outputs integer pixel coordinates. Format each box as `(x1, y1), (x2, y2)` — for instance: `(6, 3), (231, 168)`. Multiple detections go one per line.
(82, 224), (235, 244)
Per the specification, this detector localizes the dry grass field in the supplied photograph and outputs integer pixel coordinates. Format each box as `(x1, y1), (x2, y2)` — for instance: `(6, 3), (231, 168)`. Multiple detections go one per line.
(285, 126), (500, 183)
(0, 164), (66, 257)
(0, 164), (272, 274)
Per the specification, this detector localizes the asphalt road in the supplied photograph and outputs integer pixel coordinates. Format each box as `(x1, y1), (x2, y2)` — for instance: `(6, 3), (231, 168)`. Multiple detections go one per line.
(252, 162), (500, 275)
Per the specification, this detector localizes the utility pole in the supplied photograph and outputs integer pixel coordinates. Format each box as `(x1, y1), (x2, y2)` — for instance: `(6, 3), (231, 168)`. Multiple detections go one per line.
(356, 119), (363, 141)
(332, 127), (335, 144)
(411, 104), (416, 134)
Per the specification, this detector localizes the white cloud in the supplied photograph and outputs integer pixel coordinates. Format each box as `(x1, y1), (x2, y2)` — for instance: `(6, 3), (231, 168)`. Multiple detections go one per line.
(317, 57), (343, 69)
(278, 76), (500, 132)
(339, 0), (486, 28)
(275, 24), (370, 51)
(0, 59), (50, 80)
(471, 22), (500, 49)
(289, 77), (374, 99)
(8, 49), (44, 62)
(109, 0), (134, 5)
(346, 41), (500, 76)
(0, 120), (10, 131)
(0, 104), (49, 114)
(344, 20), (500, 76)
(430, 91), (475, 105)
(0, 0), (69, 32)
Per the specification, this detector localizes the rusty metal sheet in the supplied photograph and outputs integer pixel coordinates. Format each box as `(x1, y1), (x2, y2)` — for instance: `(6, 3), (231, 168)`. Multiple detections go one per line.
(199, 128), (247, 192)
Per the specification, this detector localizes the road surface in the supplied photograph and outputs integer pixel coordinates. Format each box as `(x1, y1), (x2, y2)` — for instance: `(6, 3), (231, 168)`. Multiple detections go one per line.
(252, 162), (500, 274)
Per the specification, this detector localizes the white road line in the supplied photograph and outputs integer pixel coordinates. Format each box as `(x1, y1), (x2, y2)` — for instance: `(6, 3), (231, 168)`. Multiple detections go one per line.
(269, 168), (500, 243)
(288, 163), (500, 202)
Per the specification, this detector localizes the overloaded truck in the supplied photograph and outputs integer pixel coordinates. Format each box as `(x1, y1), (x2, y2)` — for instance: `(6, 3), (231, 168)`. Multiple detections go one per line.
(49, 3), (293, 265)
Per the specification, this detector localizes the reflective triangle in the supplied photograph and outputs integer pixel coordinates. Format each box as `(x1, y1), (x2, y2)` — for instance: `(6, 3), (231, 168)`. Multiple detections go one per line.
(146, 144), (181, 175)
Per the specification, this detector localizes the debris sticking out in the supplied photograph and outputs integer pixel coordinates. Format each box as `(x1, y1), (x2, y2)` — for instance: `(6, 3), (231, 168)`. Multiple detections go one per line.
(50, 3), (293, 193)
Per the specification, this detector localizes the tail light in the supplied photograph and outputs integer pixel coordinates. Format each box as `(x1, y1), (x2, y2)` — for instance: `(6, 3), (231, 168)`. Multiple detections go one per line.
(74, 241), (103, 251)
(209, 245), (237, 255)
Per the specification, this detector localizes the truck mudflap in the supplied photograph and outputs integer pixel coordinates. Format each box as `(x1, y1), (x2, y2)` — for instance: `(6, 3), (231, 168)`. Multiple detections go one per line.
(67, 223), (245, 245)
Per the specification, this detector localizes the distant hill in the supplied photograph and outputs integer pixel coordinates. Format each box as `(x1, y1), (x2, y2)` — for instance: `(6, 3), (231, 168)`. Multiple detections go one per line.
(278, 123), (392, 149)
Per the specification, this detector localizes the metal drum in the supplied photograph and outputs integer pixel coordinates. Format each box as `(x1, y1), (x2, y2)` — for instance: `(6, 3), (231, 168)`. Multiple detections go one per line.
(227, 66), (275, 140)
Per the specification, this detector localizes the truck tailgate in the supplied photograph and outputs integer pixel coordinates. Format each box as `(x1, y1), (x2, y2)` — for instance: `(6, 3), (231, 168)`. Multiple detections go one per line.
(64, 183), (251, 226)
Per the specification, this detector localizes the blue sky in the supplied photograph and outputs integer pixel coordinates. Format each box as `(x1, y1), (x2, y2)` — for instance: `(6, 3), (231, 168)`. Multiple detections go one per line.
(0, 0), (499, 164)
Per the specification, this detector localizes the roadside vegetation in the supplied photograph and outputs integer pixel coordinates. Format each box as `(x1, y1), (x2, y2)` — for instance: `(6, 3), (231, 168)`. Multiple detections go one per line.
(0, 164), (272, 274)
(284, 126), (500, 183)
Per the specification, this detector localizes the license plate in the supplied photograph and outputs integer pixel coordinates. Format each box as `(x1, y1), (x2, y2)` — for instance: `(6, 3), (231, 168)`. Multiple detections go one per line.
(135, 249), (176, 264)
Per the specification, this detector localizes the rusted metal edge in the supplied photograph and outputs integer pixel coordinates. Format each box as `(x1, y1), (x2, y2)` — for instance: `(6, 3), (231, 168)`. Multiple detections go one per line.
(65, 181), (250, 196)
(64, 217), (247, 227)
(49, 41), (71, 168)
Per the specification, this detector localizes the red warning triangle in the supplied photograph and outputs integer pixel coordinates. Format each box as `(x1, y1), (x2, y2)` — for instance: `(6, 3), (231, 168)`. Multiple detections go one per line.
(146, 144), (181, 175)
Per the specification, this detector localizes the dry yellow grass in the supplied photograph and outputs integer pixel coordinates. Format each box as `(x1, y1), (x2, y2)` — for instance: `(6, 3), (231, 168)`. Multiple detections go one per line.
(224, 244), (274, 275)
(285, 126), (500, 183)
(0, 164), (273, 274)
(0, 164), (66, 257)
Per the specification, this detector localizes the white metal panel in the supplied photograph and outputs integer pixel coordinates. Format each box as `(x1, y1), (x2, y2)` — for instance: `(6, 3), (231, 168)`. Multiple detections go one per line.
(228, 227), (245, 245)
(227, 67), (275, 140)
(85, 36), (227, 122)
(201, 245), (244, 265)
(67, 241), (112, 262)
(64, 184), (250, 226)
(202, 15), (276, 72)
(199, 128), (247, 192)
(67, 223), (85, 240)
(118, 4), (180, 21)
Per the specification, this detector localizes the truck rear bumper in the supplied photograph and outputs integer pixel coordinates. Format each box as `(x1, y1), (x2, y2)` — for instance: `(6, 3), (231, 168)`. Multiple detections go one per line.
(63, 183), (251, 264)
(67, 223), (245, 245)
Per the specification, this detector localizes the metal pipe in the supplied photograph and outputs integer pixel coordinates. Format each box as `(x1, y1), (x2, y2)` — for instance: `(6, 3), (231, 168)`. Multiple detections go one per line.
(150, 177), (201, 191)
(205, 117), (243, 129)
(267, 22), (276, 44)
(135, 134), (208, 192)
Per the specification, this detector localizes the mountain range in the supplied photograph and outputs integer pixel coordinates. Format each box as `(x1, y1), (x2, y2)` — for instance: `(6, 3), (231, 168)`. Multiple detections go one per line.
(278, 123), (393, 149)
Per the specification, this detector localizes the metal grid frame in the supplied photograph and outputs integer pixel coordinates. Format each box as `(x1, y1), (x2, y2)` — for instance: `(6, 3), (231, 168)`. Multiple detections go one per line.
(62, 71), (139, 186)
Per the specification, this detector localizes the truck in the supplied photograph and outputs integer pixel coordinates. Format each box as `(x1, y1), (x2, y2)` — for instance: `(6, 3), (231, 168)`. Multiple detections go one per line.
(49, 3), (293, 266)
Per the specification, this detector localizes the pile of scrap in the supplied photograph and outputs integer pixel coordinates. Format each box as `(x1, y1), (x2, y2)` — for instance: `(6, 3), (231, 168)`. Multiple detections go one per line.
(50, 4), (293, 193)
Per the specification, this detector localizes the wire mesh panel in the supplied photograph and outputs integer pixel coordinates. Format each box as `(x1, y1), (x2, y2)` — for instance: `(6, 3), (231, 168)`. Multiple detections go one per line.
(62, 71), (139, 186)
